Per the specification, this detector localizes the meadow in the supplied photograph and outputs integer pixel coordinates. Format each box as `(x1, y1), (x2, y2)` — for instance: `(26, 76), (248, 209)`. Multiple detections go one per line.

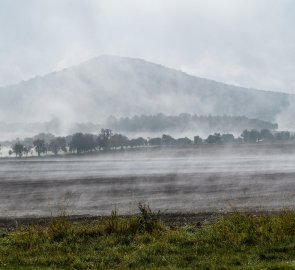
(1, 206), (295, 269)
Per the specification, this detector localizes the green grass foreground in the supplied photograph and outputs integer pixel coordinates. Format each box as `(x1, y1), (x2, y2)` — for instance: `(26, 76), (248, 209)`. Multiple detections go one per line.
(1, 208), (295, 269)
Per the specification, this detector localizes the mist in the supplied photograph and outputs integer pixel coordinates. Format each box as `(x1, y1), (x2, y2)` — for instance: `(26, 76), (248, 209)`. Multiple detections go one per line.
(0, 55), (294, 140)
(1, 0), (295, 133)
(1, 0), (295, 219)
(1, 146), (295, 217)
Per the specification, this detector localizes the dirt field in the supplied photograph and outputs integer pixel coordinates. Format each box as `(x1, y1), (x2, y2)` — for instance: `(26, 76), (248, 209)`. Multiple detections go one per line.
(1, 144), (295, 218)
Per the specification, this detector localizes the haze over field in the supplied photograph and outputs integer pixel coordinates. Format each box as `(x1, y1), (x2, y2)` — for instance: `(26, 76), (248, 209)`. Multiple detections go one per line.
(1, 0), (295, 216)
(2, 2), (295, 269)
(2, 146), (295, 217)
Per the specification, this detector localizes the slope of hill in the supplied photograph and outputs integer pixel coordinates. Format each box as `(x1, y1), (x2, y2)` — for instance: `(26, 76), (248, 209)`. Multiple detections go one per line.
(0, 55), (293, 127)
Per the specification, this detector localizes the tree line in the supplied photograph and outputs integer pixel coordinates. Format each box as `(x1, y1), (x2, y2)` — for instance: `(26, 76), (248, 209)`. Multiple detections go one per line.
(3, 128), (294, 158)
(107, 113), (278, 133)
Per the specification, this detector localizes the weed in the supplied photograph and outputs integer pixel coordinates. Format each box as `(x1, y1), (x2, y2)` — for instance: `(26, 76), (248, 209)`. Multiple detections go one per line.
(137, 202), (160, 233)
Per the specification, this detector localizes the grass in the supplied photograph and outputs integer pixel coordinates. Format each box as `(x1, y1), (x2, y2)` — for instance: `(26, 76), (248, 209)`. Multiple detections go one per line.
(1, 207), (295, 269)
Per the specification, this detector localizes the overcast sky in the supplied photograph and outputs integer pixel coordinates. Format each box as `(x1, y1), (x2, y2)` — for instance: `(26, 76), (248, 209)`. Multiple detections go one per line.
(0, 0), (295, 93)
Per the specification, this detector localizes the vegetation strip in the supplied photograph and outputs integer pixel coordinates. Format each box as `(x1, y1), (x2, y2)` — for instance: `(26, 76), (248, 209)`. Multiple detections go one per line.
(1, 206), (295, 269)
(1, 127), (293, 158)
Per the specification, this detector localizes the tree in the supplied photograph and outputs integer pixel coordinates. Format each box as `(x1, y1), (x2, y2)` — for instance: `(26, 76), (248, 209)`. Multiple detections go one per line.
(83, 134), (96, 152)
(135, 137), (147, 147)
(206, 133), (222, 144)
(260, 129), (274, 142)
(69, 133), (84, 154)
(33, 133), (55, 144)
(69, 133), (96, 154)
(176, 137), (192, 145)
(12, 142), (24, 157)
(194, 136), (202, 144)
(23, 145), (32, 157)
(97, 129), (112, 151)
(129, 137), (147, 148)
(221, 134), (235, 144)
(162, 134), (176, 146)
(148, 137), (162, 146)
(33, 139), (47, 157)
(110, 134), (129, 150)
(241, 129), (261, 143)
(274, 131), (290, 141)
(107, 113), (278, 134)
(48, 137), (67, 155)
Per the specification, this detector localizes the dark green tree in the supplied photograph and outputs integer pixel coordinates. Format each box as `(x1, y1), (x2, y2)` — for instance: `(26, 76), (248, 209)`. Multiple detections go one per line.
(69, 133), (84, 154)
(260, 129), (274, 142)
(48, 137), (67, 155)
(83, 134), (96, 152)
(23, 145), (32, 157)
(194, 136), (202, 144)
(274, 131), (290, 141)
(69, 133), (96, 154)
(110, 134), (129, 150)
(97, 129), (112, 151)
(129, 137), (147, 148)
(177, 137), (192, 145)
(33, 139), (47, 157)
(148, 137), (162, 146)
(162, 134), (176, 146)
(241, 130), (261, 143)
(221, 134), (235, 144)
(206, 133), (222, 144)
(12, 142), (24, 157)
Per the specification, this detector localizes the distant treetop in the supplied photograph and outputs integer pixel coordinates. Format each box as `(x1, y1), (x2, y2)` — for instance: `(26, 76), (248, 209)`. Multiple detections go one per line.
(107, 114), (278, 133)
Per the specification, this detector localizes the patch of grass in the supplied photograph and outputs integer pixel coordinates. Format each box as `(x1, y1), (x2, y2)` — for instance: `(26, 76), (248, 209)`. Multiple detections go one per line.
(2, 209), (295, 269)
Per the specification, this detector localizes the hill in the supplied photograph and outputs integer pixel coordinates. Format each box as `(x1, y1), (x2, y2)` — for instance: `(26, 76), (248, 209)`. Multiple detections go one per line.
(0, 55), (293, 129)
